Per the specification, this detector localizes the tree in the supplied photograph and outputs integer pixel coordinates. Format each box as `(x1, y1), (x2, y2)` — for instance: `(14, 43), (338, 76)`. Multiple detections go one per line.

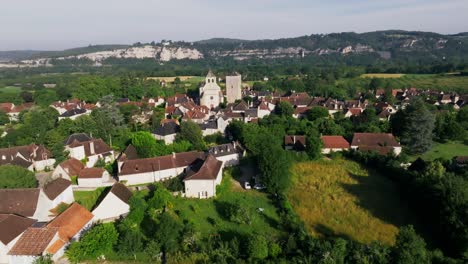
(369, 78), (383, 92)
(306, 130), (322, 160)
(91, 95), (126, 142)
(392, 226), (430, 264)
(155, 212), (183, 255)
(0, 165), (37, 188)
(177, 121), (205, 150)
(275, 101), (294, 117)
(396, 98), (435, 153)
(130, 131), (159, 158)
(247, 235), (268, 260)
(0, 110), (9, 125)
(148, 184), (173, 210)
(117, 228), (144, 256)
(66, 223), (118, 262)
(307, 106), (329, 121)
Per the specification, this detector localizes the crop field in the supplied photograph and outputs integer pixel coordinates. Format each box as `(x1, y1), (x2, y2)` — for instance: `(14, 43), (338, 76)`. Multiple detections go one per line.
(349, 73), (468, 93)
(288, 159), (416, 245)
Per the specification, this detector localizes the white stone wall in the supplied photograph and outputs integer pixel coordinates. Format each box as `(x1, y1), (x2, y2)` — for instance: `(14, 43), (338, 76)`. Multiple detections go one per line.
(226, 75), (242, 103)
(34, 159), (56, 171)
(321, 148), (348, 154)
(52, 165), (71, 180)
(92, 192), (130, 222)
(185, 166), (222, 198)
(50, 186), (74, 207)
(215, 154), (240, 167)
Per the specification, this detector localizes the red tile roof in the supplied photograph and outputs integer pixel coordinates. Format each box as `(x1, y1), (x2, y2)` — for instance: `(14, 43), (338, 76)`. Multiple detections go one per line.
(42, 178), (71, 200)
(46, 203), (93, 254)
(0, 189), (40, 217)
(321, 136), (350, 149)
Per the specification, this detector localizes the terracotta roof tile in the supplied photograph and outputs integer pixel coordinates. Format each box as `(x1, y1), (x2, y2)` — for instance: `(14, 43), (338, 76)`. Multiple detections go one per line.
(184, 155), (223, 181)
(58, 158), (84, 176)
(110, 183), (132, 204)
(46, 203), (93, 254)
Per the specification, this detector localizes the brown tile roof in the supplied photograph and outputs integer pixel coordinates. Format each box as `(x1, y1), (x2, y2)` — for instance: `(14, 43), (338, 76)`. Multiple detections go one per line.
(0, 189), (39, 217)
(78, 167), (106, 179)
(58, 158), (84, 176)
(46, 203), (93, 254)
(110, 183), (132, 204)
(284, 135), (306, 146)
(118, 144), (139, 162)
(69, 138), (112, 157)
(8, 227), (58, 256)
(0, 214), (36, 245)
(321, 136), (350, 149)
(351, 133), (400, 148)
(119, 151), (205, 176)
(184, 154), (223, 181)
(294, 106), (311, 115)
(42, 178), (71, 200)
(0, 144), (52, 167)
(346, 108), (362, 116)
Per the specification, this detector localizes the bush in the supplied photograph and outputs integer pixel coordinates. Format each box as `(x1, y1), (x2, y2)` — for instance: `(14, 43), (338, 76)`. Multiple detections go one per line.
(66, 223), (118, 262)
(0, 165), (37, 189)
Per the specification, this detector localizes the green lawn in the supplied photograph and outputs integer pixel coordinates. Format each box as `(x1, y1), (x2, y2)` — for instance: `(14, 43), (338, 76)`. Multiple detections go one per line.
(412, 141), (468, 161)
(288, 158), (418, 245)
(171, 170), (283, 240)
(74, 187), (109, 211)
(0, 86), (22, 94)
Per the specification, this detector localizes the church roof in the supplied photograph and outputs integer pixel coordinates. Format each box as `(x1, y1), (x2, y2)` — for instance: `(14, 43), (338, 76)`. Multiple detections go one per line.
(206, 70), (216, 78)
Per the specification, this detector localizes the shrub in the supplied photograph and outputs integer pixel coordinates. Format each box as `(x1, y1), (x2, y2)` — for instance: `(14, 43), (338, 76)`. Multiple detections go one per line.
(0, 165), (37, 189)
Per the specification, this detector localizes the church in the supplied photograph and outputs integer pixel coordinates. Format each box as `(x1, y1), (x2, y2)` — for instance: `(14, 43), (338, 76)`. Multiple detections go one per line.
(199, 70), (223, 109)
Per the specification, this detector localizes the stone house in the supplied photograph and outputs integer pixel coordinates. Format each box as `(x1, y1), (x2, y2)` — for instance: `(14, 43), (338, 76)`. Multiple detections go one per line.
(184, 155), (223, 199)
(92, 183), (132, 222)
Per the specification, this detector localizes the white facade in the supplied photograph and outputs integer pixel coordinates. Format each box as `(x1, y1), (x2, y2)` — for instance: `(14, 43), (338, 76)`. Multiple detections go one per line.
(215, 153), (241, 167)
(184, 169), (222, 199)
(199, 73), (222, 109)
(154, 133), (176, 145)
(78, 171), (110, 188)
(92, 192), (130, 222)
(321, 148), (347, 154)
(119, 166), (186, 186)
(1, 236), (21, 264)
(33, 159), (56, 171)
(52, 166), (72, 180)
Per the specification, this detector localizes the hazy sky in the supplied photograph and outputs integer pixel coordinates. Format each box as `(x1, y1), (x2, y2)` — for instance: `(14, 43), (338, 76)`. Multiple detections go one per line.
(1, 0), (467, 50)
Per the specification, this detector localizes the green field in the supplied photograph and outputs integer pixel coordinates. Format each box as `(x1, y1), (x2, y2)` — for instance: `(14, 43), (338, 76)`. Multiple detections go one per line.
(288, 159), (416, 245)
(411, 141), (468, 161)
(172, 170), (282, 239)
(0, 86), (22, 94)
(74, 187), (108, 210)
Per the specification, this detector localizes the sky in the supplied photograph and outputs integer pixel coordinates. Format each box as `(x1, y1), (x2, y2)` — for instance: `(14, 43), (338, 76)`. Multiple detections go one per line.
(1, 0), (467, 50)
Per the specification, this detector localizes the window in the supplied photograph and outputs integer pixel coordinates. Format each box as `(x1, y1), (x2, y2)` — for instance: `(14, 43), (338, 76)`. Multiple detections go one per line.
(210, 96), (214, 100)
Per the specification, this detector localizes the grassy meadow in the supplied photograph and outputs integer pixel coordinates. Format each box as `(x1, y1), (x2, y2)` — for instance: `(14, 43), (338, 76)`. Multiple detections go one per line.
(411, 141), (468, 161)
(172, 170), (282, 239)
(74, 187), (109, 210)
(288, 158), (416, 245)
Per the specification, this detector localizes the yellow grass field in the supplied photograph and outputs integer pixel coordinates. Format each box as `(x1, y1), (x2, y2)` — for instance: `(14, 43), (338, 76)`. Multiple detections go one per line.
(288, 159), (415, 245)
(360, 73), (405, 78)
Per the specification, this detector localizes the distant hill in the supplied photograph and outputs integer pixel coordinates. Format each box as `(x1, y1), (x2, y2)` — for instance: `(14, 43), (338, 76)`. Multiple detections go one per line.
(1, 30), (467, 66)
